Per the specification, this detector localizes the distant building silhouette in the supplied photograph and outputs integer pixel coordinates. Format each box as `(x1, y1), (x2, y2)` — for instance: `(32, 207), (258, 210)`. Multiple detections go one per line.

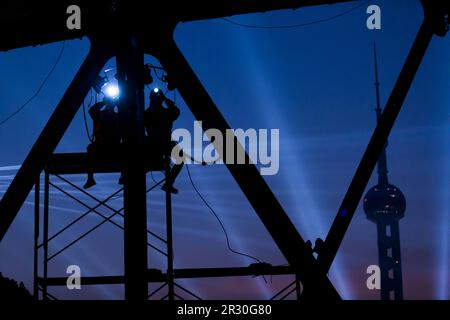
(363, 45), (405, 300)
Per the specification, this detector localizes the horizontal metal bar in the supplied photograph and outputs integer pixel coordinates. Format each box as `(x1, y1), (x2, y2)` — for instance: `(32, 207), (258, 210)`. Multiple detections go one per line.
(173, 265), (294, 279)
(46, 152), (164, 174)
(38, 265), (296, 286)
(39, 269), (165, 286)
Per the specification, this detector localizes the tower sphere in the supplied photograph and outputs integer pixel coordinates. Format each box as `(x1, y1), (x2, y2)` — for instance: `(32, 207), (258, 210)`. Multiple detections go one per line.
(364, 184), (406, 222)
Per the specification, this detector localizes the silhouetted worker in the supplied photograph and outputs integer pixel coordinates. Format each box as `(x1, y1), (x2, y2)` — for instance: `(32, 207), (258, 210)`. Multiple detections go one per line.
(145, 88), (183, 194)
(84, 96), (121, 189)
(305, 240), (313, 255)
(313, 238), (325, 256)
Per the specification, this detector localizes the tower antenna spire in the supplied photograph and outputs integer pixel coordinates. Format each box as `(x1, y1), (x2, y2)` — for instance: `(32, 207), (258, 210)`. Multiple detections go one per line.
(374, 42), (381, 114)
(373, 42), (389, 187)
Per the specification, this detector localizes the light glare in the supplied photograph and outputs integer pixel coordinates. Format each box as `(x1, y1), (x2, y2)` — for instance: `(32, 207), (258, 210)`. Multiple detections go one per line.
(104, 84), (120, 99)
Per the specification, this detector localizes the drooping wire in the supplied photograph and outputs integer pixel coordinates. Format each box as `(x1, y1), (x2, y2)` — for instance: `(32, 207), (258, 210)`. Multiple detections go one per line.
(82, 90), (94, 143)
(153, 68), (165, 81)
(0, 41), (66, 127)
(185, 165), (262, 264)
(221, 0), (370, 29)
(150, 171), (158, 184)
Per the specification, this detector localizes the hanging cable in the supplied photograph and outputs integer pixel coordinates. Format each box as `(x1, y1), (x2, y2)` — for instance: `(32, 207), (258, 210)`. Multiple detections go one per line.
(82, 90), (94, 143)
(147, 64), (165, 81)
(0, 41), (66, 127)
(221, 0), (370, 29)
(154, 68), (165, 81)
(150, 171), (158, 184)
(185, 165), (262, 264)
(184, 153), (216, 166)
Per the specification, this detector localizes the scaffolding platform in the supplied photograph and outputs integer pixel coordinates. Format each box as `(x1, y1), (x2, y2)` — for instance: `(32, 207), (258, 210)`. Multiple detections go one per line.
(35, 152), (302, 300)
(45, 152), (165, 175)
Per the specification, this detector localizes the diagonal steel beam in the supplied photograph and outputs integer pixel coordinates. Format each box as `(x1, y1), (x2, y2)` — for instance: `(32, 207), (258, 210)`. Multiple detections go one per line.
(147, 38), (340, 299)
(317, 19), (434, 272)
(0, 40), (112, 241)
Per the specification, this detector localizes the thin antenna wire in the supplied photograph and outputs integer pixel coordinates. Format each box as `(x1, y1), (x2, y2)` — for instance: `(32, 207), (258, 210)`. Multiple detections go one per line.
(373, 42), (382, 114)
(221, 0), (370, 29)
(0, 41), (66, 127)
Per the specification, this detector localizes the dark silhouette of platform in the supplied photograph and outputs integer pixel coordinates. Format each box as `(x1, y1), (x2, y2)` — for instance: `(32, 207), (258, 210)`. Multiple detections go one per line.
(46, 152), (164, 175)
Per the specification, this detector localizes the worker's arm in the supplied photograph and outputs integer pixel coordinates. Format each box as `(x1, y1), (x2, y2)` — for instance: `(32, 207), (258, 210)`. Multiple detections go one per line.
(164, 97), (180, 121)
(88, 101), (105, 120)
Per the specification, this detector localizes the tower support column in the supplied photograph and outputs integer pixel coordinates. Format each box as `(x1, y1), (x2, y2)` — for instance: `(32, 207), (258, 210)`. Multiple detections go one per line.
(376, 220), (403, 300)
(116, 34), (149, 300)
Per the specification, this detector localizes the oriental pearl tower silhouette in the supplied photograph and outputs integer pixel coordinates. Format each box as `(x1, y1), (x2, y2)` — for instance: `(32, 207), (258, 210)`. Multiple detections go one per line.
(363, 44), (405, 300)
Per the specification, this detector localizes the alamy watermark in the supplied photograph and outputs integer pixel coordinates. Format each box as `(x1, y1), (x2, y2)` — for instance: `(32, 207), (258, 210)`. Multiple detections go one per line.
(66, 265), (81, 290)
(171, 121), (280, 176)
(366, 5), (381, 30)
(366, 264), (381, 290)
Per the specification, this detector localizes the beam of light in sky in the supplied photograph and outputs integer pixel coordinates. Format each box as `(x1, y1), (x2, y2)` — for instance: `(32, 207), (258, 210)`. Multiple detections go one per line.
(437, 173), (449, 299)
(437, 107), (449, 300)
(0, 175), (16, 180)
(230, 28), (351, 299)
(0, 165), (21, 171)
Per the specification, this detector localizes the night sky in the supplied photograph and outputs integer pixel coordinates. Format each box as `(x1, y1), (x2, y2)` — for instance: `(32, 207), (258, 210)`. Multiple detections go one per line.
(0, 1), (448, 299)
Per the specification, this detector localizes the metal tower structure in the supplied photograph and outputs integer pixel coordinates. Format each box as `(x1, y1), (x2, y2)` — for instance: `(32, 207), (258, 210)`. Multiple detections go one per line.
(363, 45), (405, 300)
(0, 0), (448, 300)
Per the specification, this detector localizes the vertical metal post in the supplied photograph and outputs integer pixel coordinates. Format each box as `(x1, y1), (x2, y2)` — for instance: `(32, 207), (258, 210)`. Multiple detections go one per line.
(43, 171), (49, 300)
(33, 175), (40, 300)
(116, 34), (148, 300)
(165, 160), (175, 301)
(295, 274), (302, 300)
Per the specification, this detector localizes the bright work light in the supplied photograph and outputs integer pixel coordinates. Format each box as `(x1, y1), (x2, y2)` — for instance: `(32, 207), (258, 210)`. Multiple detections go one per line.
(103, 83), (120, 99)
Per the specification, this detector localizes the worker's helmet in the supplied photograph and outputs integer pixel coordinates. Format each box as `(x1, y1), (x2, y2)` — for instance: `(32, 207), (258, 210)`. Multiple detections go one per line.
(150, 88), (164, 101)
